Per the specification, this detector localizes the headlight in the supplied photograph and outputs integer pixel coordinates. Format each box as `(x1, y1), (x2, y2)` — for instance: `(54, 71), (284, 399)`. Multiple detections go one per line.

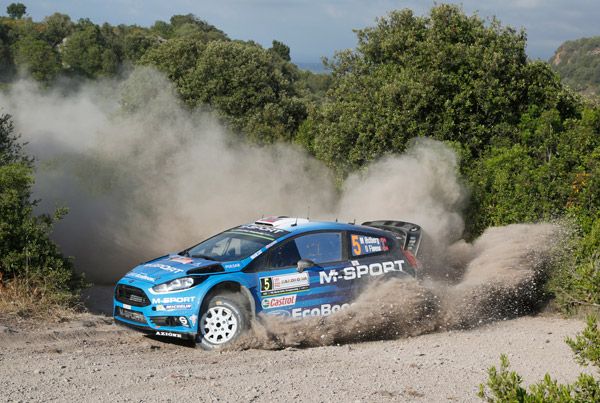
(152, 277), (195, 293)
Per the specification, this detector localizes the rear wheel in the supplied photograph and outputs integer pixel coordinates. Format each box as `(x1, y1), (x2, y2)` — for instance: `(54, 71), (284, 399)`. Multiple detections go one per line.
(196, 293), (248, 350)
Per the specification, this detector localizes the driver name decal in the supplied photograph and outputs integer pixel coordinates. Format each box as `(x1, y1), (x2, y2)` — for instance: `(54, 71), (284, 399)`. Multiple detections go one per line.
(351, 234), (389, 256)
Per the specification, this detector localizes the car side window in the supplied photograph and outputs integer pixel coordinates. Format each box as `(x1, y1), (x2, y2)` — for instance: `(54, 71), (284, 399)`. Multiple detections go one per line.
(268, 232), (343, 269)
(349, 233), (391, 257)
(295, 232), (342, 264)
(270, 240), (302, 269)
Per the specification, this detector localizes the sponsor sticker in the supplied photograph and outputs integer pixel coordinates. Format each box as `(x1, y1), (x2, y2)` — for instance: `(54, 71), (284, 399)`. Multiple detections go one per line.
(152, 296), (196, 304)
(239, 224), (286, 234)
(228, 224), (290, 240)
(169, 257), (194, 264)
(128, 272), (156, 282)
(292, 303), (354, 319)
(264, 309), (292, 318)
(262, 294), (297, 309)
(223, 262), (242, 269)
(260, 272), (310, 296)
(118, 307), (145, 322)
(156, 304), (193, 311)
(156, 331), (183, 339)
(144, 263), (184, 274)
(257, 216), (284, 224)
(319, 260), (405, 284)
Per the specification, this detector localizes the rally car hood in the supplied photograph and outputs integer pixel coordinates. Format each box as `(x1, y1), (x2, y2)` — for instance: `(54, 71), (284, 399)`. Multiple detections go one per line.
(124, 255), (237, 284)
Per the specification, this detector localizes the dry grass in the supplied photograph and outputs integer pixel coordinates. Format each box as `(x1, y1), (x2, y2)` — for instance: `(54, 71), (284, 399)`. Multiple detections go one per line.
(0, 275), (84, 322)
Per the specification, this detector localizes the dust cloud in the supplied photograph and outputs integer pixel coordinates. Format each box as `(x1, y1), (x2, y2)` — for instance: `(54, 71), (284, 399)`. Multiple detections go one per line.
(339, 138), (466, 246)
(236, 223), (561, 350)
(1, 68), (561, 344)
(232, 143), (560, 350)
(0, 68), (337, 283)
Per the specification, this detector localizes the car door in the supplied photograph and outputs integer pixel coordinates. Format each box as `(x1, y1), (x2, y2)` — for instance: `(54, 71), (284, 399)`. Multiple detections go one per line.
(257, 231), (353, 319)
(345, 231), (410, 296)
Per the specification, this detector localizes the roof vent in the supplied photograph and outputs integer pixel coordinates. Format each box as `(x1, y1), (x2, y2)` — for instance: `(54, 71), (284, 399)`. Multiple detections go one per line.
(255, 216), (308, 227)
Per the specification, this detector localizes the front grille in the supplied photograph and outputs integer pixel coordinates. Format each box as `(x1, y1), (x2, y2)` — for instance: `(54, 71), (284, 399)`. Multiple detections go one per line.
(114, 284), (151, 307)
(115, 306), (147, 324)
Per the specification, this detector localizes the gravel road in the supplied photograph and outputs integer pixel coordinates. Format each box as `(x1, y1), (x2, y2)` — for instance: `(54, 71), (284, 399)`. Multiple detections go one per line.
(0, 286), (593, 403)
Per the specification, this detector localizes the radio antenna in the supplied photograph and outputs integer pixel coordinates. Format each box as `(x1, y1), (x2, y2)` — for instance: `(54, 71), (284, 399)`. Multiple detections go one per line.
(307, 206), (310, 220)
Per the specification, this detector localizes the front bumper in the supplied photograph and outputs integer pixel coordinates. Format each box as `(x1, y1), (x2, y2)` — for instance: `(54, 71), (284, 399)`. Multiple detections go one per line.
(114, 316), (197, 340)
(113, 280), (201, 340)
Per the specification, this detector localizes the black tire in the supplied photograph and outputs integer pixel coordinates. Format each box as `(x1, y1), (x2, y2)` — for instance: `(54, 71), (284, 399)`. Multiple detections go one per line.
(196, 293), (249, 350)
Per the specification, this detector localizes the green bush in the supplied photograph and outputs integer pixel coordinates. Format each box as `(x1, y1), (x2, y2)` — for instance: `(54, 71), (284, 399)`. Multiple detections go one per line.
(479, 316), (600, 401)
(0, 114), (84, 312)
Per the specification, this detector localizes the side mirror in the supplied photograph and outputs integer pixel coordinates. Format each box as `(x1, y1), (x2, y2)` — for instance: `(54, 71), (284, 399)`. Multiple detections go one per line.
(296, 259), (314, 273)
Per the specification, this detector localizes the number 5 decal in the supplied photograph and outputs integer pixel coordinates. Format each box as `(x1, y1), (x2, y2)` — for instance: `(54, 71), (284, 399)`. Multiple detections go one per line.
(261, 277), (272, 291)
(351, 235), (361, 256)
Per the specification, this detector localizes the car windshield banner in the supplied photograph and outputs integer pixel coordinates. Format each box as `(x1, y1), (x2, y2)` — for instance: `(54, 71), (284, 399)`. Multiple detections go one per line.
(228, 224), (290, 240)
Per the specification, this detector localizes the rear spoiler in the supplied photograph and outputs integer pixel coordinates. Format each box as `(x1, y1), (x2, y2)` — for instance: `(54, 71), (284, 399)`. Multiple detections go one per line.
(361, 220), (422, 256)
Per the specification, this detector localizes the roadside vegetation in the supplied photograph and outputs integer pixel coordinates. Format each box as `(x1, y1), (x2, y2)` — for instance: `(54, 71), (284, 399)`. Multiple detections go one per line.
(2, 2), (600, 397)
(0, 113), (85, 318)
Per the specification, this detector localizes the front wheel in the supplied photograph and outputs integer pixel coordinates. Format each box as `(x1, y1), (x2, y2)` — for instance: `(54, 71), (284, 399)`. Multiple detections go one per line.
(196, 293), (248, 350)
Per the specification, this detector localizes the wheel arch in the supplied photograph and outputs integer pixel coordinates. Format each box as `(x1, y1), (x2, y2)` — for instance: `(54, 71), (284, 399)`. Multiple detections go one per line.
(202, 280), (256, 317)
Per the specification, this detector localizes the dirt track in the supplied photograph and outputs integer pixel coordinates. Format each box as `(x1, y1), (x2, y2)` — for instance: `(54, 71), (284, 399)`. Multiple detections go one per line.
(0, 286), (594, 402)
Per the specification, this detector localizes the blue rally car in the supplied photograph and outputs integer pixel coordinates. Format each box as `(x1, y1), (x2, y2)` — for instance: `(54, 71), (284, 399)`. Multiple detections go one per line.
(113, 216), (422, 349)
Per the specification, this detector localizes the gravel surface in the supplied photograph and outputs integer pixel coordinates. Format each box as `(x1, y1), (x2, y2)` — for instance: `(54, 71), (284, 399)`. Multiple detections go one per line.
(0, 287), (593, 402)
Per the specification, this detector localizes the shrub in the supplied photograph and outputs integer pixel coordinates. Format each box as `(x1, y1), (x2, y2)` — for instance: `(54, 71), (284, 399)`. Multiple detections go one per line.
(479, 316), (600, 401)
(0, 114), (85, 316)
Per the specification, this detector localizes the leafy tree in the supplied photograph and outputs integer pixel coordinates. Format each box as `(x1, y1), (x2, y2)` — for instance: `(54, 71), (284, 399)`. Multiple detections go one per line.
(0, 114), (29, 166)
(138, 37), (206, 90)
(270, 40), (291, 62)
(298, 69), (335, 101)
(169, 13), (229, 42)
(0, 21), (15, 79)
(6, 3), (26, 20)
(300, 4), (576, 178)
(61, 25), (106, 77)
(140, 39), (308, 143)
(150, 20), (173, 39)
(41, 12), (74, 48)
(0, 114), (83, 306)
(76, 17), (95, 29)
(98, 23), (158, 65)
(12, 35), (61, 82)
(121, 30), (158, 60)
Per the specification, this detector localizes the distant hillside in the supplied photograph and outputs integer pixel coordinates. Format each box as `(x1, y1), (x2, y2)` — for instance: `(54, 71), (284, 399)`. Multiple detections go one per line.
(549, 36), (600, 98)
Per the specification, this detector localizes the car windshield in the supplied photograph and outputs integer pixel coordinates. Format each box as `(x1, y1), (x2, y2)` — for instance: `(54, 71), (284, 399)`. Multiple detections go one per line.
(187, 231), (272, 262)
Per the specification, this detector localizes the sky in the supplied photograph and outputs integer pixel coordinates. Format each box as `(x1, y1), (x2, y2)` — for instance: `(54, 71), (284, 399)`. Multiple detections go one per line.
(13, 0), (600, 65)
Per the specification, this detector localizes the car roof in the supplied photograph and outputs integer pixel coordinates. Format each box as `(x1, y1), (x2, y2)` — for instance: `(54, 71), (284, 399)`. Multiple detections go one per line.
(250, 216), (382, 236)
